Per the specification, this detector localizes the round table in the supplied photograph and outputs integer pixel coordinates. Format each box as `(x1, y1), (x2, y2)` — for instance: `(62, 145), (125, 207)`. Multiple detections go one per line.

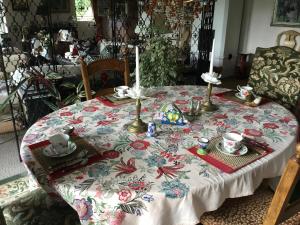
(21, 86), (298, 225)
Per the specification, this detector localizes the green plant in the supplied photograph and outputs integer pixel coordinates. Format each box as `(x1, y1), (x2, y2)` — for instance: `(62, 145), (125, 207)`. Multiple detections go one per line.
(138, 35), (180, 87)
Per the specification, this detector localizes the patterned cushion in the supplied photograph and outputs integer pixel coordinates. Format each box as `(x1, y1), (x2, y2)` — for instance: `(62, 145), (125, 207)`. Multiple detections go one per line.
(200, 186), (300, 225)
(3, 188), (80, 225)
(0, 174), (80, 225)
(0, 173), (39, 208)
(248, 46), (300, 110)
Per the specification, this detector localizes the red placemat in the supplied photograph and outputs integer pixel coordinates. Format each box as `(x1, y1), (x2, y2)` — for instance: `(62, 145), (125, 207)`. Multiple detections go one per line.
(215, 90), (270, 106)
(96, 95), (135, 107)
(188, 137), (273, 173)
(29, 135), (118, 180)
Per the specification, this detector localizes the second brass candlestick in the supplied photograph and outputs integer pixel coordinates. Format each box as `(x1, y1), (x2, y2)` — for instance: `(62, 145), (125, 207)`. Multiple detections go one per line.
(127, 98), (147, 133)
(201, 83), (218, 112)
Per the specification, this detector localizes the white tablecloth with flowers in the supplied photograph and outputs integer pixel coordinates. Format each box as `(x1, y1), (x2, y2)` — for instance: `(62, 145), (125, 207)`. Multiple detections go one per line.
(20, 86), (298, 225)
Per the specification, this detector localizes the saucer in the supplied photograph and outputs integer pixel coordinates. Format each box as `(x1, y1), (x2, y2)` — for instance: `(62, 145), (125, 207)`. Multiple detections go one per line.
(43, 142), (77, 158)
(113, 93), (128, 99)
(235, 93), (246, 101)
(216, 141), (248, 156)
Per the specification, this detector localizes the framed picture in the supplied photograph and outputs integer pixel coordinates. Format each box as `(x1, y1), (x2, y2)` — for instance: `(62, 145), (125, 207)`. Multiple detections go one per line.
(12, 0), (29, 11)
(52, 0), (70, 13)
(271, 0), (300, 27)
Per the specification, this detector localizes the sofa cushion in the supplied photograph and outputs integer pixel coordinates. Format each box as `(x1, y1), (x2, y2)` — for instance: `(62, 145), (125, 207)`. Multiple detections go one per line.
(248, 46), (300, 110)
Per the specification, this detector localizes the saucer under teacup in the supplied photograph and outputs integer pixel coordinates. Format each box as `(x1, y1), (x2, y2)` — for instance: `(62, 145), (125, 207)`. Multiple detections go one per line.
(235, 92), (246, 100)
(216, 141), (248, 156)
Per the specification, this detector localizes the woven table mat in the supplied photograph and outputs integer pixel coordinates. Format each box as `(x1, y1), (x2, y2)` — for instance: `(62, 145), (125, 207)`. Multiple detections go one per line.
(215, 90), (245, 104)
(188, 136), (273, 173)
(29, 135), (101, 175)
(215, 91), (270, 106)
(104, 95), (135, 105)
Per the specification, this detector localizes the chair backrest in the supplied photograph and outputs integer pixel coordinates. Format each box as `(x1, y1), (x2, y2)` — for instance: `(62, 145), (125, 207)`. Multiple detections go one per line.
(248, 46), (300, 110)
(263, 144), (300, 225)
(80, 57), (129, 100)
(276, 30), (300, 52)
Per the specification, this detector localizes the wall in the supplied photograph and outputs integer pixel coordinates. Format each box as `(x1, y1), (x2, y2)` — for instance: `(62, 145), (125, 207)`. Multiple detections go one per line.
(213, 0), (244, 77)
(239, 0), (300, 54)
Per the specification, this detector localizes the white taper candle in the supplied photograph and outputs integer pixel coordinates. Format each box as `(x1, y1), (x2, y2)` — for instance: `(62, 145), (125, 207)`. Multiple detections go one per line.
(135, 46), (140, 97)
(209, 38), (215, 74)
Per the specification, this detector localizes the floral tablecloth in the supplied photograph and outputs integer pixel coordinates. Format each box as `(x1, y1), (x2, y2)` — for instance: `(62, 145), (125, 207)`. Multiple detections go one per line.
(20, 86), (298, 225)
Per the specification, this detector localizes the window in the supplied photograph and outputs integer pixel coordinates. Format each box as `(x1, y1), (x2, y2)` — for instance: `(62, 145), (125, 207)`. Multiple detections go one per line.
(75, 0), (94, 21)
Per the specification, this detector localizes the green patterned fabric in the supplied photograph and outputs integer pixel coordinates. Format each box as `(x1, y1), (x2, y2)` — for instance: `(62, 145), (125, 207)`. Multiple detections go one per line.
(0, 174), (80, 225)
(248, 46), (300, 110)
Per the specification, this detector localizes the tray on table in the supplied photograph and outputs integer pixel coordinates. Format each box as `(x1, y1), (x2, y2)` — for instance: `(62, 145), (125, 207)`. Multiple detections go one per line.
(29, 135), (105, 180)
(215, 90), (269, 106)
(188, 136), (273, 173)
(96, 95), (136, 107)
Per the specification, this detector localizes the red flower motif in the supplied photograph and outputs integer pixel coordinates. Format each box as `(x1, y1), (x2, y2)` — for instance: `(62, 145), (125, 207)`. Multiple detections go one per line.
(279, 117), (292, 124)
(128, 181), (145, 190)
(115, 158), (136, 177)
(60, 111), (73, 116)
(243, 114), (257, 123)
(214, 113), (228, 119)
(102, 150), (120, 159)
(130, 140), (150, 150)
(243, 128), (263, 137)
(183, 128), (191, 134)
(263, 123), (279, 129)
(175, 100), (188, 105)
(180, 91), (189, 96)
(83, 106), (99, 112)
(118, 189), (132, 202)
(75, 175), (84, 180)
(69, 116), (83, 124)
(97, 120), (113, 126)
(192, 96), (203, 101)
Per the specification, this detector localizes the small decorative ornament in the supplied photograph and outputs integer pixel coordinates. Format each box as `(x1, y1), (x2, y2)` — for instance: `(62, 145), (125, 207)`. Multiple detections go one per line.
(160, 103), (186, 125)
(146, 122), (157, 137)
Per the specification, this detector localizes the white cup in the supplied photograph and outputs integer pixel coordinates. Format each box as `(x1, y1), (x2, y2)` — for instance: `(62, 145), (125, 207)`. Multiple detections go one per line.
(237, 85), (253, 99)
(114, 86), (129, 97)
(222, 132), (243, 153)
(49, 133), (70, 154)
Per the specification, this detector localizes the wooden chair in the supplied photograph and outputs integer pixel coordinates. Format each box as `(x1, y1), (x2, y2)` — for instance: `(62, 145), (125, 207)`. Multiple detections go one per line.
(80, 57), (130, 100)
(276, 30), (300, 52)
(200, 144), (300, 225)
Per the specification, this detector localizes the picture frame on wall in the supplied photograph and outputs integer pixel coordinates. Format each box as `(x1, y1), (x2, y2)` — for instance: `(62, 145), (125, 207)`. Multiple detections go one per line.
(52, 0), (70, 13)
(12, 0), (29, 11)
(271, 0), (300, 27)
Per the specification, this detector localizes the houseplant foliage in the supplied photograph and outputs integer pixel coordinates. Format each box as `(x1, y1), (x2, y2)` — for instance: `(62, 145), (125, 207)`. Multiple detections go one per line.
(139, 35), (180, 87)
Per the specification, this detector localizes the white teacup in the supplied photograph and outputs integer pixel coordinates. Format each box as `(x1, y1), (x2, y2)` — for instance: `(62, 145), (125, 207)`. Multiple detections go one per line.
(222, 132), (243, 153)
(49, 133), (70, 154)
(237, 85), (253, 99)
(114, 86), (129, 97)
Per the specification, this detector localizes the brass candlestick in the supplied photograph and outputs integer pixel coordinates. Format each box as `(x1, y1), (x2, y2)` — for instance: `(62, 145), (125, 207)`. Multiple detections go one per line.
(127, 98), (147, 133)
(201, 82), (218, 112)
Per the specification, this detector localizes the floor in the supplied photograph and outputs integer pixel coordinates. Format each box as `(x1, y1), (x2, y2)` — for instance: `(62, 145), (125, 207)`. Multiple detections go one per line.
(0, 76), (247, 181)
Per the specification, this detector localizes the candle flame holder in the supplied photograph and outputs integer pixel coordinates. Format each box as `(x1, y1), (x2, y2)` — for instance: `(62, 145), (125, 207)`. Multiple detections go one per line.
(127, 98), (147, 133)
(201, 82), (218, 112)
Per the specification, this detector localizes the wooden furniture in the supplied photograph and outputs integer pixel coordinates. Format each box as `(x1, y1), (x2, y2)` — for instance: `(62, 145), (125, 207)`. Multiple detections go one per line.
(276, 30), (300, 52)
(200, 144), (300, 225)
(80, 57), (129, 100)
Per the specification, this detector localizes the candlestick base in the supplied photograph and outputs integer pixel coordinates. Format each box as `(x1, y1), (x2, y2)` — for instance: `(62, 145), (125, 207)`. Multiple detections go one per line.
(201, 101), (218, 112)
(127, 119), (147, 133)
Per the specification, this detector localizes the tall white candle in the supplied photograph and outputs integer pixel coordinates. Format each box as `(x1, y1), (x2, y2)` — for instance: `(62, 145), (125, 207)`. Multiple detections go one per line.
(209, 38), (215, 74)
(135, 46), (140, 97)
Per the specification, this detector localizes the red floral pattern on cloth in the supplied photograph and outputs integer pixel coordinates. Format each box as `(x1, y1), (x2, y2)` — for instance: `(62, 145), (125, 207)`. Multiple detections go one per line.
(20, 86), (298, 225)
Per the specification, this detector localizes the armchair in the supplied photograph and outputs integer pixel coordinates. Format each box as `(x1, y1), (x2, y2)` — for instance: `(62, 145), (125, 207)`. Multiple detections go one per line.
(247, 46), (300, 111)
